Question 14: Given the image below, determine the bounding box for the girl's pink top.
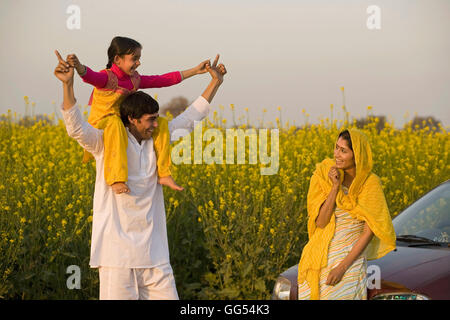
[81,63,182,91]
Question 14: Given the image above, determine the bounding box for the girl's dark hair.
[338,130,353,152]
[120,91,159,125]
[106,36,142,69]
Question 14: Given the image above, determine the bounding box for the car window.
[393,182,450,243]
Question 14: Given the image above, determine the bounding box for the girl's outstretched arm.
[67,54,108,88]
[139,71,183,89]
[180,59,210,80]
[80,67,108,88]
[139,59,210,89]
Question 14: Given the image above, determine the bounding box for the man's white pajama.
[98,263,178,300]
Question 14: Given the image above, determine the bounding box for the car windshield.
[393,181,450,244]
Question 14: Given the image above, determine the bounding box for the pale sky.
[1,0,449,127]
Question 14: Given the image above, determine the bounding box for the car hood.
[281,245,450,300]
[368,245,450,299]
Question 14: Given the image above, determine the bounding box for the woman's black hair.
[120,91,159,125]
[338,130,353,152]
[106,36,142,69]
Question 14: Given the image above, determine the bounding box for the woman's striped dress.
[298,186,368,300]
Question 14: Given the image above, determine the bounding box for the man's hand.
[206,54,227,84]
[201,54,227,103]
[54,50,76,110]
[67,53,86,76]
[54,50,74,83]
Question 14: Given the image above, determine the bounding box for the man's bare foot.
[158,176,184,191]
[111,182,130,194]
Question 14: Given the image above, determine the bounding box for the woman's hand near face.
[328,166,340,187]
[315,166,341,229]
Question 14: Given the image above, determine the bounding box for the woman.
[297,129,396,300]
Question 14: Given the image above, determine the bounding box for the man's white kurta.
[61,96,209,268]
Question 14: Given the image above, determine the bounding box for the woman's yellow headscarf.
[297,129,396,300]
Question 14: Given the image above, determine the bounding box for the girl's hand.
[182,54,226,82]
[54,50,74,83]
[326,264,347,286]
[194,59,211,74]
[328,166,341,187]
[67,54,86,76]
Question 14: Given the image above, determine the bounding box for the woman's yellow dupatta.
[297,129,396,300]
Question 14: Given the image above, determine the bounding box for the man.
[54,52,227,300]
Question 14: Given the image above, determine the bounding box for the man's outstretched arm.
[201,54,226,103]
[54,50,77,111]
[54,50,103,156]
[168,54,227,141]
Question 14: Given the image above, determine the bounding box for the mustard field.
[0,103,448,299]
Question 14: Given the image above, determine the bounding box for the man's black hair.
[120,91,159,125]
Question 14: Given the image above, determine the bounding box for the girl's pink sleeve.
[81,66,108,88]
[139,71,182,89]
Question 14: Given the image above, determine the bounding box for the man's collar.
[125,126,139,145]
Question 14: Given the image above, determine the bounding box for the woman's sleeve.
[139,71,182,89]
[81,66,108,88]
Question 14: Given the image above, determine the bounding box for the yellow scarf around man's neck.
[297,129,396,300]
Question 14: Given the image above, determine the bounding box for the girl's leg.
[152,117,183,191]
[99,115,129,192]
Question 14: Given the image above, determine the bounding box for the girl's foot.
[111,182,130,194]
[158,176,184,191]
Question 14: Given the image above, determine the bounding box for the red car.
[272,180,450,300]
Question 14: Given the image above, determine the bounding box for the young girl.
[65,36,210,194]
